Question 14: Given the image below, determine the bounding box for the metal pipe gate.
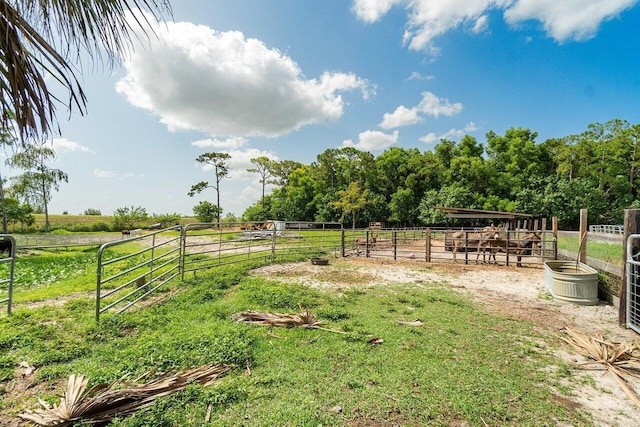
[626,234,640,334]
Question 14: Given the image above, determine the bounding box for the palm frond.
[19,364,230,426]
[233,310,348,334]
[562,327,640,407]
[0,0,171,141]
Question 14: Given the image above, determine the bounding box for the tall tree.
[0,0,171,141]
[188,152,231,224]
[7,145,68,232]
[331,181,369,229]
[247,156,274,208]
[269,160,303,188]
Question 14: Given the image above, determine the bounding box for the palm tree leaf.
[562,327,640,407]
[0,0,171,140]
[19,364,231,426]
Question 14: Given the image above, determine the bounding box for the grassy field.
[0,252,593,426]
[557,235,623,265]
[31,214,199,231]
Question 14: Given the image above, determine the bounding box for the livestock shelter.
[436,207,535,230]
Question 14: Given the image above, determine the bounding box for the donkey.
[354,237,377,256]
[486,232,541,267]
[451,225,500,263]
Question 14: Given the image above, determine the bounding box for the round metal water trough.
[544,261,599,305]
[310,257,329,266]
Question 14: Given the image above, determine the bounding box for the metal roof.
[435,207,533,220]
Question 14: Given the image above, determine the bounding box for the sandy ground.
[252,257,640,427]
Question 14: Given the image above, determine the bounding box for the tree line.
[229,119,639,230]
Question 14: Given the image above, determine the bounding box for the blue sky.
[27,0,640,217]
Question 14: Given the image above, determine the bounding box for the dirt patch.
[252,257,640,427]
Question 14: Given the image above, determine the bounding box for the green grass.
[557,235,623,265]
[0,259,593,426]
[0,247,98,303]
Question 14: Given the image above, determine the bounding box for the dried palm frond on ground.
[19,364,231,426]
[396,319,425,327]
[233,310,346,334]
[561,327,640,407]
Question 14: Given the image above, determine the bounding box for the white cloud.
[191,137,248,149]
[406,71,435,81]
[352,0,637,52]
[125,173,145,178]
[419,121,478,144]
[117,14,372,138]
[94,169,117,178]
[342,130,399,151]
[379,106,423,129]
[417,91,463,118]
[94,169,144,179]
[471,15,490,34]
[379,91,463,130]
[504,0,638,42]
[51,138,95,154]
[352,0,402,23]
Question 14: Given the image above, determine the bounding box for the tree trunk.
[42,177,50,232]
[0,170,7,234]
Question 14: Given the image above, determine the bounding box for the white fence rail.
[589,225,624,234]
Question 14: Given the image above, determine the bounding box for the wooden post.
[620,209,640,326]
[340,229,345,258]
[425,228,431,262]
[579,209,588,263]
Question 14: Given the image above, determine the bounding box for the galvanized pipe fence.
[96,222,342,321]
[0,235,16,316]
[96,226,182,321]
[2,223,555,321]
[626,234,640,334]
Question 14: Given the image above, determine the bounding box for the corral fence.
[180,221,342,278]
[7,222,555,321]
[590,224,624,235]
[95,226,182,321]
[0,235,16,315]
[627,234,640,334]
[16,233,125,249]
[342,227,556,266]
[95,221,342,321]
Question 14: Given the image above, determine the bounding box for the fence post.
[464,232,469,265]
[271,226,277,262]
[393,231,397,260]
[506,231,510,266]
[552,217,558,260]
[425,228,431,262]
[341,229,345,258]
[621,209,640,326]
[366,230,370,258]
[579,209,588,263]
